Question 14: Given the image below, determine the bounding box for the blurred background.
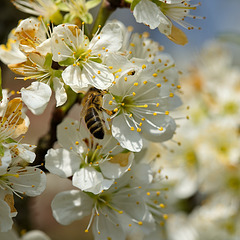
[1,0,240,239]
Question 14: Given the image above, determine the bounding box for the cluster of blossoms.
[146,41,240,240]
[0,89,46,232]
[0,0,203,239]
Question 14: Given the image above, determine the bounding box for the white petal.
[82,61,114,90]
[72,167,114,194]
[100,152,134,179]
[62,65,89,92]
[141,115,176,142]
[0,149,11,175]
[112,114,143,152]
[51,190,93,225]
[52,77,67,107]
[45,148,80,178]
[21,230,51,240]
[92,210,125,240]
[21,82,52,115]
[90,22,123,53]
[0,199,14,232]
[133,0,165,30]
[8,167,46,196]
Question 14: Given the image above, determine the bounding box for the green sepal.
[130,0,141,11]
[0,145,4,157]
[5,138,17,144]
[59,58,75,66]
[44,53,53,69]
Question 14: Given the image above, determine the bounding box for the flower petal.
[52,77,67,107]
[51,190,93,225]
[21,82,52,115]
[45,148,81,178]
[100,152,134,179]
[112,114,143,152]
[72,167,114,194]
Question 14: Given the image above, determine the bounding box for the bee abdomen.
[85,107,104,139]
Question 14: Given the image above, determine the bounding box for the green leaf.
[131,0,141,11]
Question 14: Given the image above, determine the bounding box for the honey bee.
[80,87,111,139]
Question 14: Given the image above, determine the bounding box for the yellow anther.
[156,83,161,88]
[115,75,119,79]
[138,221,143,225]
[153,73,158,77]
[143,81,147,84]
[129,114,133,117]
[112,97,115,100]
[109,66,113,69]
[144,104,148,108]
[109,101,113,105]
[165,111,169,115]
[118,68,122,72]
[142,64,146,69]
[85,229,89,233]
[70,147,73,150]
[159,127,163,131]
[137,128,141,132]
[177,85,181,89]
[132,92,136,96]
[169,93,174,97]
[129,224,132,227]
[134,82,138,86]
[75,141,79,145]
[113,108,118,112]
[92,75,96,79]
[102,47,105,50]
[121,103,125,106]
[156,103,160,107]
[141,118,145,121]
[129,51,132,54]
[130,127,135,131]
[77,62,80,66]
[156,191,160,196]
[97,71,101,74]
[98,53,101,57]
[112,81,116,84]
[159,204,165,208]
[147,192,150,196]
[124,77,128,81]
[153,112,157,116]
[119,211,123,214]
[73,64,76,66]
[163,214,168,220]
[186,115,190,120]
[139,122,142,126]
[58,52,61,55]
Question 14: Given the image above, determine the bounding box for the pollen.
[102,47,105,50]
[130,127,135,131]
[142,64,146,69]
[138,221,143,225]
[113,108,118,112]
[109,66,113,69]
[92,75,96,79]
[159,127,163,131]
[132,92,136,96]
[165,111,169,115]
[177,85,181,89]
[169,93,174,97]
[109,101,113,105]
[130,43,135,47]
[141,118,145,121]
[129,224,132,227]
[129,51,132,54]
[134,82,138,86]
[163,214,168,220]
[97,71,101,74]
[153,73,158,77]
[129,114,133,117]
[159,204,165,208]
[143,81,147,84]
[124,77,128,81]
[156,83,161,88]
[137,128,141,132]
[153,112,157,116]
[75,141,79,145]
[156,103,160,107]
[147,192,150,196]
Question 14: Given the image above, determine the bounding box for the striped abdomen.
[84,106,104,139]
